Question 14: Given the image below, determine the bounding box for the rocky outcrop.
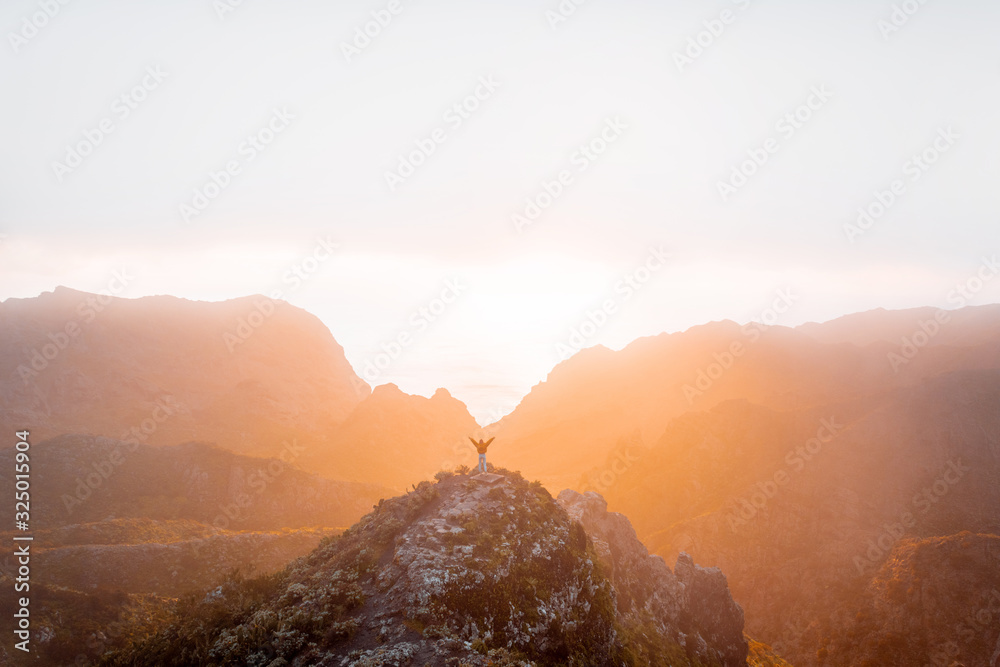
[105,470,749,666]
[674,553,748,667]
[558,489,748,666]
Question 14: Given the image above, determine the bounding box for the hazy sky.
[2,0,999,422]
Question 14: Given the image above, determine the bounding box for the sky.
[2,0,999,423]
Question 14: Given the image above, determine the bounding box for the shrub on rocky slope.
[102,469,749,666]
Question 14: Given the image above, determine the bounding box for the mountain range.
[2,288,999,665]
[490,303,1000,666]
[0,287,476,491]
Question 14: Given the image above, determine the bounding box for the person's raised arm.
[484,437,495,447]
[469,437,478,446]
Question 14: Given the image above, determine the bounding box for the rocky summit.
[103,469,748,666]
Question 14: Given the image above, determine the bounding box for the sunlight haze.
[2,0,998,422]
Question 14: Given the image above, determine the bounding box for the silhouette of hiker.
[469,437,495,474]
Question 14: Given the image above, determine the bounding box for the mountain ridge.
[0,288,480,490]
[101,469,750,666]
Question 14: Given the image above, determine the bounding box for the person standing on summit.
[469,437,495,474]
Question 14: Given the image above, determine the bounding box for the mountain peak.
[371,382,404,396]
[111,469,748,666]
[0,287,369,455]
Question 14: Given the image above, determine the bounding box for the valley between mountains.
[2,288,998,666]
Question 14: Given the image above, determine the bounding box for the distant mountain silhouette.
[796,304,1000,348]
[491,305,1000,666]
[301,383,480,490]
[0,288,480,490]
[0,287,367,456]
[494,304,1000,490]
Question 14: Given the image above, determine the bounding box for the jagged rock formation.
[558,489,747,665]
[102,470,749,666]
[558,490,748,666]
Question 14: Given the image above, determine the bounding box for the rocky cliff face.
[600,369,1000,666]
[103,470,748,666]
[558,490,748,666]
